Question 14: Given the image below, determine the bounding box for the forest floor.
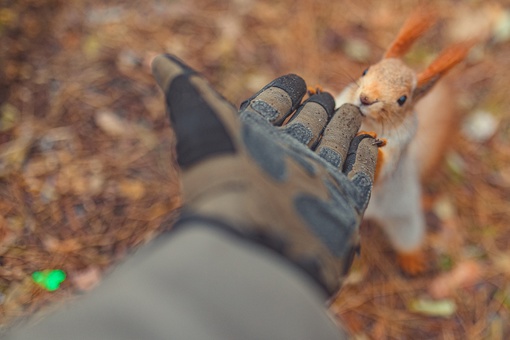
[1,0,510,338]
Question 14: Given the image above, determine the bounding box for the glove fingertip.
[151,54,196,92]
[306,92,336,118]
[268,74,307,109]
[240,74,308,125]
[241,74,307,109]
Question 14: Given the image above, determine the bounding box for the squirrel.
[335,10,473,275]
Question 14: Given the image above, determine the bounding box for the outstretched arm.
[5,55,379,340]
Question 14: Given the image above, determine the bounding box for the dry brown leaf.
[2,1,509,338]
[72,267,102,291]
[43,237,83,253]
[408,298,457,317]
[95,110,130,137]
[428,261,484,299]
[118,179,146,200]
[0,123,34,178]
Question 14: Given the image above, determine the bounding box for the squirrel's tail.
[411,80,460,181]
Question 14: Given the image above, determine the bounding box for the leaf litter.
[1,0,510,338]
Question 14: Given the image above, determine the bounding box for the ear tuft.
[384,9,437,59]
[416,41,474,88]
[413,41,475,101]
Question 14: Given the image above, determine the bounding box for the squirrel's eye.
[397,95,407,106]
[362,68,369,76]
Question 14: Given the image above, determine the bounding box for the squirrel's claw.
[373,138,387,147]
[356,131,387,148]
[307,85,323,96]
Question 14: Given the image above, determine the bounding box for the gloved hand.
[152,54,379,296]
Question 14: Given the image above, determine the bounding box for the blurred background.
[1,0,510,338]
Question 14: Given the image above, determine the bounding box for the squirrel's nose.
[359,93,375,106]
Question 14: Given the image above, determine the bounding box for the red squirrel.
[335,10,473,275]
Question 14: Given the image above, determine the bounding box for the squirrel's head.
[352,9,473,132]
[354,58,416,129]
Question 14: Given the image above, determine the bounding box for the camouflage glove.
[152,54,378,296]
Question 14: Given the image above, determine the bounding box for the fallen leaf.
[428,260,483,299]
[82,34,101,59]
[43,237,82,253]
[343,38,372,62]
[95,110,130,137]
[486,313,504,340]
[461,110,499,143]
[0,103,20,132]
[118,179,146,200]
[0,123,34,178]
[493,253,510,275]
[408,298,457,317]
[72,267,102,291]
[493,8,510,43]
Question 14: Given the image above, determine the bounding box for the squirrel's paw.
[356,131,387,146]
[307,85,323,96]
[396,249,428,276]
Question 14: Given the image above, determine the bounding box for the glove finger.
[240,74,307,126]
[315,104,362,169]
[281,92,335,148]
[342,134,379,212]
[151,54,238,169]
[343,134,378,181]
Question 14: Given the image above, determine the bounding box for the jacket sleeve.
[3,225,348,340]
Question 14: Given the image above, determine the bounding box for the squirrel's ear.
[413,42,473,101]
[384,9,436,59]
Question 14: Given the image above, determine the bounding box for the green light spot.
[32,269,66,291]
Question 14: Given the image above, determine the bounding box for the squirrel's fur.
[336,10,472,274]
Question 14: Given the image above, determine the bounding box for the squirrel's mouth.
[354,98,370,118]
[358,105,369,117]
